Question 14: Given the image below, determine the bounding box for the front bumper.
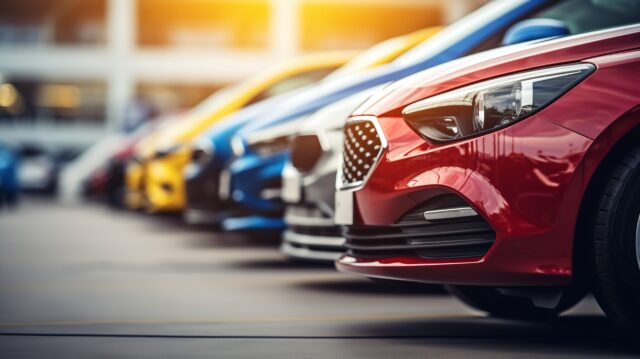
[281,231,346,262]
[222,215,285,231]
[336,112,595,286]
[281,167,345,262]
[183,159,230,225]
[221,151,288,231]
[281,129,346,262]
[281,205,345,262]
[145,155,189,213]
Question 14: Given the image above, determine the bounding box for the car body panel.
[125,160,145,209]
[136,52,356,212]
[222,0,559,231]
[147,51,358,155]
[183,95,293,221]
[236,0,547,136]
[335,26,640,286]
[354,25,640,118]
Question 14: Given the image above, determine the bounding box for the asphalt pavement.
[0,198,638,358]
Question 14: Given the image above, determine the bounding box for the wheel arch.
[572,105,640,280]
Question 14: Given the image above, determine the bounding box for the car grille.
[291,134,323,173]
[340,118,382,188]
[345,194,496,259]
[185,166,220,210]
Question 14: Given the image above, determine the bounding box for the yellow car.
[126,51,356,211]
[125,160,144,209]
[133,26,440,212]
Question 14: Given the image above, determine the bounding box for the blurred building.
[0,0,483,151]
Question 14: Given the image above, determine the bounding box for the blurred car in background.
[221,0,575,234]
[183,27,441,225]
[85,139,141,206]
[60,134,128,203]
[80,113,182,207]
[15,144,78,194]
[59,113,180,204]
[0,143,19,207]
[334,23,640,328]
[128,51,356,213]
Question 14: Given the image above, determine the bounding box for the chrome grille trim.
[338,115,386,190]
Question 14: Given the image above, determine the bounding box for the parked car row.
[80,0,640,331]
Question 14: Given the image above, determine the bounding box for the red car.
[86,141,136,206]
[335,24,640,329]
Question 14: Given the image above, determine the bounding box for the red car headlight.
[402,63,595,143]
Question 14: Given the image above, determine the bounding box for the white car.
[280,86,384,262]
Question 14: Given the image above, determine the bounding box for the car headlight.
[402,63,595,143]
[247,135,291,157]
[190,138,215,166]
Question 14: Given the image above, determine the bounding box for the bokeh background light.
[0,0,484,152]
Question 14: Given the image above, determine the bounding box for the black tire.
[446,284,586,320]
[589,145,640,331]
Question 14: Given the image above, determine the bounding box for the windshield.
[535,0,640,34]
[393,0,529,67]
[395,0,640,68]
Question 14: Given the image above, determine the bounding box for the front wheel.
[446,285,586,320]
[589,145,640,331]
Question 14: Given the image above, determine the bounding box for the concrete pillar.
[106,0,136,132]
[270,0,298,59]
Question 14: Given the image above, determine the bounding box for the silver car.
[281,87,384,262]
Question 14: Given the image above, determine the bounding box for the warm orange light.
[300,1,442,51]
[137,0,270,48]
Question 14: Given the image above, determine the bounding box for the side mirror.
[502,18,570,46]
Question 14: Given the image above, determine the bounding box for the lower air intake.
[345,194,496,259]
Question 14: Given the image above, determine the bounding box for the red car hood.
[354,24,640,117]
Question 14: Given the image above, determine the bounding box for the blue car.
[0,143,19,207]
[219,0,584,232]
[183,93,299,225]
